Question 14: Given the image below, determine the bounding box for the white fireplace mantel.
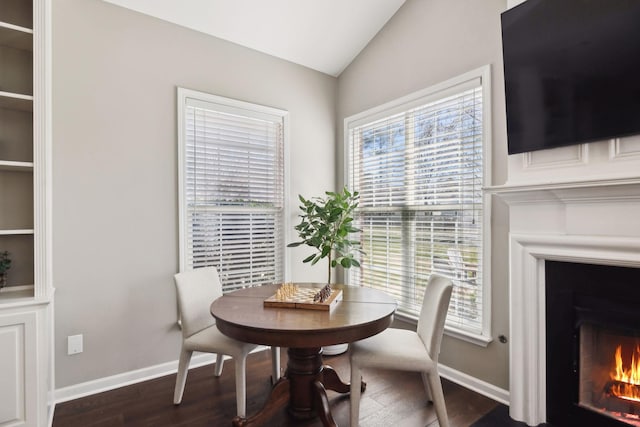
[488,176,640,205]
[489,176,640,425]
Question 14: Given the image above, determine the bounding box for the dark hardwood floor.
[53,349,499,427]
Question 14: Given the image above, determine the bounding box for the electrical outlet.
[68,334,83,355]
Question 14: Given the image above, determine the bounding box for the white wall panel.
[0,311,36,427]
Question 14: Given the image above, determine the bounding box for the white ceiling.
[103,0,406,77]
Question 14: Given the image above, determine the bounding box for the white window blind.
[178,89,287,293]
[346,67,490,339]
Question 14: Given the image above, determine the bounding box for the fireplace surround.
[505,230,640,426]
[493,171,640,426]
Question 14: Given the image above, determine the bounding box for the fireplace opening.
[578,321,640,425]
[546,261,640,427]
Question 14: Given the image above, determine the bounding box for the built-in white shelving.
[0,2,36,295]
[0,1,52,424]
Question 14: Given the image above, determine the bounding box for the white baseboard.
[55,346,272,404]
[438,363,510,406]
[54,348,270,404]
[54,347,509,410]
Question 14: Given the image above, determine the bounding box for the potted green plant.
[0,251,11,289]
[288,186,364,285]
[288,187,364,355]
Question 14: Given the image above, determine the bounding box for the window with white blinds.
[177,88,288,293]
[345,66,491,341]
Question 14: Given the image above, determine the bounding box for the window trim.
[177,87,291,280]
[343,65,493,346]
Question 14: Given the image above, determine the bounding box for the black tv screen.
[501,0,640,155]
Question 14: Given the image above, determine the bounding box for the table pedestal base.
[232,347,364,427]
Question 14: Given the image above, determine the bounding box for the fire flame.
[610,344,640,403]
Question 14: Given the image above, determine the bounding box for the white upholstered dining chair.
[173,267,280,417]
[349,274,453,427]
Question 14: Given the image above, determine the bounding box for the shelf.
[0,285,36,307]
[0,21,32,51]
[0,90,33,111]
[0,229,34,236]
[0,160,33,171]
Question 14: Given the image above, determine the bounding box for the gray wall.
[53,0,337,387]
[337,0,511,389]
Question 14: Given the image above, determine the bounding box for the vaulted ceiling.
[103,0,406,76]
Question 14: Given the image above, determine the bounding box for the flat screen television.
[501,0,640,155]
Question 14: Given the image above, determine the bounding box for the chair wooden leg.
[235,354,248,418]
[270,346,281,383]
[350,363,362,427]
[173,348,193,404]
[214,353,224,377]
[426,371,449,427]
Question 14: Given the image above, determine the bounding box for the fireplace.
[546,261,640,426]
[493,175,640,426]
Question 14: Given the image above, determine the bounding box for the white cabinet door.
[0,311,37,427]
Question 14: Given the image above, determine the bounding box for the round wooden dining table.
[210,283,397,427]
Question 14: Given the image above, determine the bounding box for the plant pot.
[322,343,348,356]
